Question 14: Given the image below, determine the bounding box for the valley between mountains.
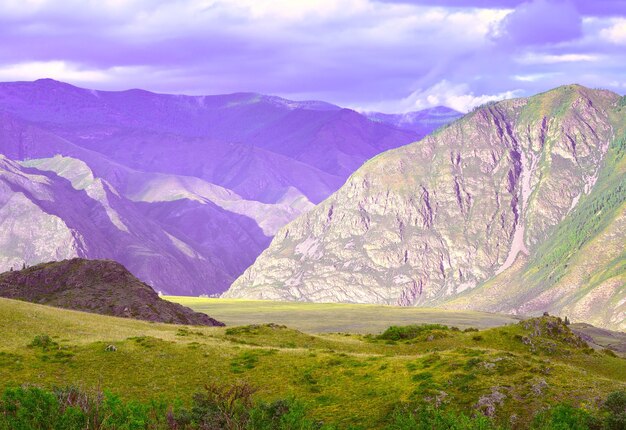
[0,80,624,430]
[0,78,459,296]
[0,80,624,331]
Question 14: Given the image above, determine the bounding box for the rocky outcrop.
[225,85,624,328]
[0,258,223,326]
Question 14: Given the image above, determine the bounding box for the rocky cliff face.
[225,85,625,329]
[0,258,223,326]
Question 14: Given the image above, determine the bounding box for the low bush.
[530,404,599,430]
[28,334,59,351]
[386,405,502,430]
[377,324,452,341]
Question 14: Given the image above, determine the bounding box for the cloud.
[0,61,110,83]
[513,72,562,82]
[379,0,626,16]
[600,18,626,44]
[357,80,522,113]
[0,0,622,111]
[490,0,582,46]
[516,53,600,64]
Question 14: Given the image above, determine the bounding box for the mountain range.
[0,79,461,295]
[225,85,626,330]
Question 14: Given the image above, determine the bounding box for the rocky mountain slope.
[0,79,458,294]
[0,154,270,295]
[0,258,223,325]
[225,85,626,330]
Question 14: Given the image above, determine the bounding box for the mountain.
[364,106,462,134]
[0,154,272,295]
[0,258,223,325]
[225,85,626,330]
[0,79,460,294]
[0,79,427,204]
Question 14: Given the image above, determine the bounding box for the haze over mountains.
[226,85,626,330]
[0,79,460,295]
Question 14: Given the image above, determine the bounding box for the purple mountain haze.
[0,79,461,294]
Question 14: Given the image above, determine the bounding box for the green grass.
[165,297,520,334]
[1,297,625,429]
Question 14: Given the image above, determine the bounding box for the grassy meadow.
[0,296,625,428]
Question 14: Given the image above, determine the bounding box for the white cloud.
[0,61,147,86]
[219,0,372,22]
[600,18,626,45]
[513,72,562,82]
[356,80,522,113]
[517,53,600,64]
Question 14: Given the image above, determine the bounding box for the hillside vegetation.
[0,297,624,429]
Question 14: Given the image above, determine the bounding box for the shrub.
[386,404,501,429]
[602,349,617,357]
[249,399,331,430]
[28,334,58,351]
[604,391,626,430]
[377,324,451,341]
[190,381,256,429]
[0,386,61,429]
[0,383,330,430]
[530,404,599,430]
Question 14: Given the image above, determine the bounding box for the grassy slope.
[1,297,624,429]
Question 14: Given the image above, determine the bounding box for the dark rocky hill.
[0,258,224,326]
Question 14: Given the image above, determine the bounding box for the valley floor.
[165,296,521,333]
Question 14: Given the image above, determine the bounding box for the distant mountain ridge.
[0,79,451,203]
[0,79,460,294]
[364,106,462,134]
[225,85,626,330]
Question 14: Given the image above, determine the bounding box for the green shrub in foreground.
[530,404,600,430]
[0,384,331,430]
[386,405,502,430]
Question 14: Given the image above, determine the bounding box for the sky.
[0,0,624,112]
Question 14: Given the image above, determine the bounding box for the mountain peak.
[33,78,76,88]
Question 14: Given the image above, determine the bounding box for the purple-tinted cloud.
[380,0,626,16]
[491,0,582,46]
[0,0,623,112]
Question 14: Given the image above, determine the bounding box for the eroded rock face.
[225,86,621,313]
